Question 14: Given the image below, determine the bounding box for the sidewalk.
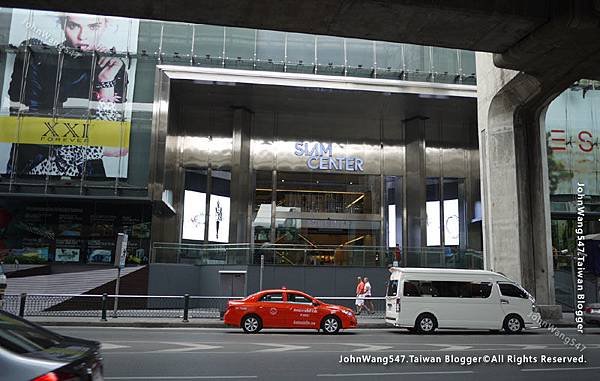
[26,314,577,329]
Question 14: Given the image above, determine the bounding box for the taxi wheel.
[321,315,341,334]
[242,314,262,334]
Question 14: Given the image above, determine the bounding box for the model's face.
[64,15,107,51]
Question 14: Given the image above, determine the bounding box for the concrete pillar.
[477,53,560,317]
[230,107,252,243]
[403,117,426,265]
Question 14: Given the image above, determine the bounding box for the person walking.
[363,277,375,314]
[355,276,365,314]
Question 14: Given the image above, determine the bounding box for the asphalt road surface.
[50,326,600,381]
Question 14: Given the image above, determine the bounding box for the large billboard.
[546,89,600,196]
[0,9,139,178]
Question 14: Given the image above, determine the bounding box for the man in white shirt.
[363,277,374,314]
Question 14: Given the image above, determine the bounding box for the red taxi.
[223,289,357,334]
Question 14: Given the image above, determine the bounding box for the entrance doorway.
[219,271,246,296]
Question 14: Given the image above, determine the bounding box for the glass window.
[498,283,528,299]
[0,312,62,354]
[473,282,492,298]
[273,171,382,265]
[403,281,420,297]
[432,281,470,298]
[404,280,484,298]
[375,41,403,79]
[460,51,476,84]
[252,170,274,247]
[404,44,429,81]
[385,176,403,248]
[161,22,193,62]
[387,280,398,296]
[431,47,459,83]
[426,178,441,247]
[287,293,312,304]
[193,24,224,66]
[345,38,374,78]
[285,33,315,73]
[443,178,462,247]
[224,27,255,69]
[137,20,163,56]
[260,292,284,302]
[255,30,285,71]
[316,35,344,75]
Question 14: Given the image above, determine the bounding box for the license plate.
[592,309,600,314]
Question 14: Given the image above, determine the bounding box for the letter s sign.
[578,131,593,152]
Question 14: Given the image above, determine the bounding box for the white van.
[385,267,540,333]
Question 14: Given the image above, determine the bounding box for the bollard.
[101,293,108,321]
[182,294,190,322]
[18,293,27,318]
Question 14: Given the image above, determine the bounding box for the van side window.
[498,283,528,299]
[403,281,492,298]
[387,280,398,296]
[403,281,421,296]
[474,282,492,298]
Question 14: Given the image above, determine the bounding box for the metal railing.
[152,242,483,269]
[1,293,387,321]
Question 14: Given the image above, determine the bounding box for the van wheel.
[242,314,262,333]
[503,314,524,334]
[321,315,341,334]
[415,313,437,334]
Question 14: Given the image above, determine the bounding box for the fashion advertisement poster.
[0,9,139,178]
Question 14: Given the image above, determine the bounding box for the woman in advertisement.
[4,12,134,177]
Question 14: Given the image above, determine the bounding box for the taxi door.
[284,292,320,329]
[256,292,286,328]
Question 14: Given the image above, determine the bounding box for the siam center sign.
[294,142,364,172]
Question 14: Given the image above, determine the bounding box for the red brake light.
[33,373,59,381]
[33,371,78,381]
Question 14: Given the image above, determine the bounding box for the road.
[50,326,600,381]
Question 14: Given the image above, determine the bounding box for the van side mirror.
[312,301,320,306]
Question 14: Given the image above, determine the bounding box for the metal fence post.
[18,293,27,318]
[259,255,264,291]
[182,294,190,322]
[101,293,108,321]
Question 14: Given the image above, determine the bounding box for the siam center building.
[0,6,597,309]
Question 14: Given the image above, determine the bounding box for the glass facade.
[0,6,475,196]
[545,79,600,310]
[165,80,481,268]
[0,6,478,268]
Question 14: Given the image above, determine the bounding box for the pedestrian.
[363,277,375,314]
[355,276,365,314]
